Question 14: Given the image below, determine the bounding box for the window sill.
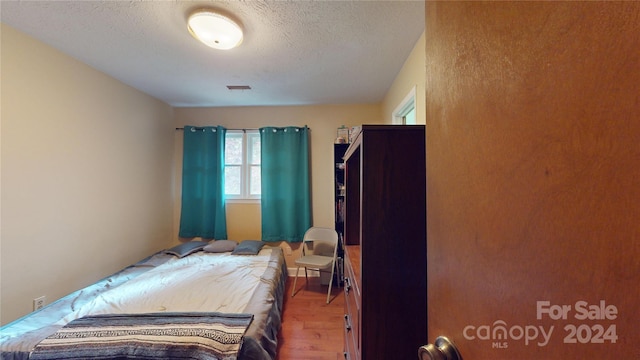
[225,198,261,204]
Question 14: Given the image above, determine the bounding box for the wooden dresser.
[342,125,427,360]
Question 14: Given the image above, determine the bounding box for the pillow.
[203,240,237,253]
[164,241,208,258]
[231,240,265,255]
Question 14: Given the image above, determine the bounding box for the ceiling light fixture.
[187,10,243,50]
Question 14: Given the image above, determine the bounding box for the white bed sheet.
[59,249,273,323]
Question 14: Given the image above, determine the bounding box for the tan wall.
[425,2,640,357]
[226,202,262,241]
[382,31,426,124]
[173,105,383,267]
[0,24,175,325]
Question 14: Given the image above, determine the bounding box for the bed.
[0,240,287,360]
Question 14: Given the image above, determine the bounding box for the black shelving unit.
[334,143,349,285]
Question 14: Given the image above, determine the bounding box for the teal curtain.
[179,126,227,239]
[260,126,311,242]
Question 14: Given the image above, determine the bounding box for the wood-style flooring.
[276,276,345,360]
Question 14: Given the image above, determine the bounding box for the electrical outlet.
[33,296,46,311]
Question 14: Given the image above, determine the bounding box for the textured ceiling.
[1,0,425,107]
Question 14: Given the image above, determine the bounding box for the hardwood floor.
[276,276,345,360]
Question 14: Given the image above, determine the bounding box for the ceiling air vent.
[227,85,252,90]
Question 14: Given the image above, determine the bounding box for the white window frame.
[392,86,417,125]
[225,130,261,203]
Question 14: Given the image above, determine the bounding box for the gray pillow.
[164,241,208,258]
[203,240,237,253]
[231,240,265,255]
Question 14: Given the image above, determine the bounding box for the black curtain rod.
[175,127,257,131]
[175,127,310,131]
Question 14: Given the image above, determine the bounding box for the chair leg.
[326,263,336,304]
[291,266,300,297]
[304,268,309,288]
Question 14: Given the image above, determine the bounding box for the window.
[393,86,417,125]
[225,130,260,200]
[401,106,416,125]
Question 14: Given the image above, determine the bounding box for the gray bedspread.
[0,247,286,360]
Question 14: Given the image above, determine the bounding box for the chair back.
[302,227,338,258]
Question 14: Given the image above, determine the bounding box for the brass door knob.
[418,336,462,360]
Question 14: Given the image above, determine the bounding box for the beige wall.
[173,105,382,266]
[1,24,175,325]
[382,32,426,124]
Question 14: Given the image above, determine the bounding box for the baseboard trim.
[287,267,322,277]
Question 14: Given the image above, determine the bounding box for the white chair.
[291,227,339,304]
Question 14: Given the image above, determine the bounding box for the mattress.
[0,246,287,360]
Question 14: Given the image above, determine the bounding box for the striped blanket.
[29,312,254,360]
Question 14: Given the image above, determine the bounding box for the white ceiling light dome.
[187,10,243,50]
